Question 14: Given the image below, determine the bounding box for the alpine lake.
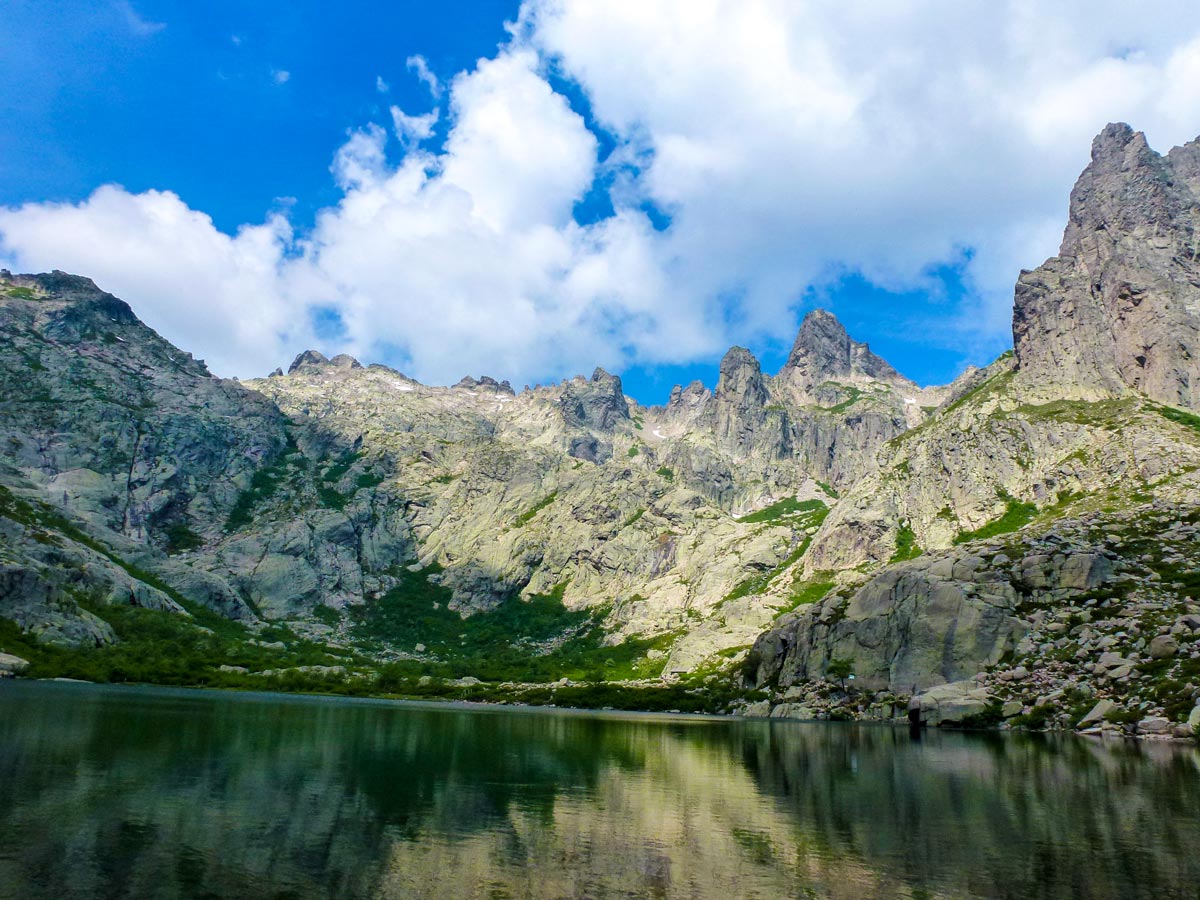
[2,680,1198,900]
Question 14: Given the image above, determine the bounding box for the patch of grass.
[736,497,826,525]
[1149,403,1200,434]
[815,480,839,499]
[623,508,645,528]
[1009,398,1132,429]
[430,473,457,484]
[953,493,1038,545]
[627,444,640,457]
[774,576,835,616]
[821,386,863,414]
[655,466,674,481]
[4,285,38,300]
[889,521,923,562]
[514,491,558,527]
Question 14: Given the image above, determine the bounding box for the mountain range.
[2,123,1199,736]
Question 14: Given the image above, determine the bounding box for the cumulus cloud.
[0,186,303,376]
[271,69,290,85]
[4,1,1200,390]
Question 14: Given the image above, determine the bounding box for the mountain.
[1,123,1198,736]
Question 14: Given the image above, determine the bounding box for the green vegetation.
[723,502,830,604]
[826,656,854,691]
[627,444,640,457]
[815,480,838,499]
[953,493,1038,544]
[162,521,203,554]
[0,484,225,625]
[1149,402,1200,434]
[3,285,37,300]
[310,604,342,627]
[1012,704,1056,730]
[1008,398,1133,429]
[774,576,835,616]
[623,508,645,528]
[821,386,863,414]
[950,701,1006,730]
[514,491,558,527]
[889,521,923,562]
[0,599,352,691]
[226,436,304,530]
[736,497,825,525]
[655,466,674,481]
[351,568,673,682]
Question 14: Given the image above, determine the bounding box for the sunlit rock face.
[1014,124,1200,409]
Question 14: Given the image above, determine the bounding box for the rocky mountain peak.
[1014,122,1200,409]
[287,350,362,375]
[782,308,909,392]
[454,375,515,394]
[288,350,330,374]
[558,367,630,433]
[715,346,768,408]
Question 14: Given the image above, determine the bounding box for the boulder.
[916,680,993,726]
[1077,699,1115,727]
[0,652,30,675]
[1149,635,1179,659]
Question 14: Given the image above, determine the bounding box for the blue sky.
[3,1,1199,404]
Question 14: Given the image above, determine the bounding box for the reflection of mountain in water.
[1,682,1198,900]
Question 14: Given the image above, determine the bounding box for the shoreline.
[8,674,1198,744]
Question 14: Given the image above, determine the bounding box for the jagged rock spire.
[1013,122,1200,409]
[781,309,911,393]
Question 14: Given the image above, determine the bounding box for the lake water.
[1,682,1198,900]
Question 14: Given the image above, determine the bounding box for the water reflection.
[0,682,1197,899]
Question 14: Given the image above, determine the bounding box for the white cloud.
[376,75,389,93]
[5,1,1200,390]
[390,105,438,145]
[272,69,291,85]
[406,55,441,97]
[117,1,165,37]
[0,186,303,376]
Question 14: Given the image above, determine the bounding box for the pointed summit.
[715,346,768,407]
[782,309,911,393]
[1013,123,1200,409]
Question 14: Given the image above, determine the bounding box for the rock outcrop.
[778,308,916,402]
[1014,123,1200,409]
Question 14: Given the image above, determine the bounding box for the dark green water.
[1,682,1198,900]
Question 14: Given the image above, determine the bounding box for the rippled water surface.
[2,681,1199,899]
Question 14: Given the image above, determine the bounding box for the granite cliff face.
[2,124,1200,734]
[1014,123,1200,408]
